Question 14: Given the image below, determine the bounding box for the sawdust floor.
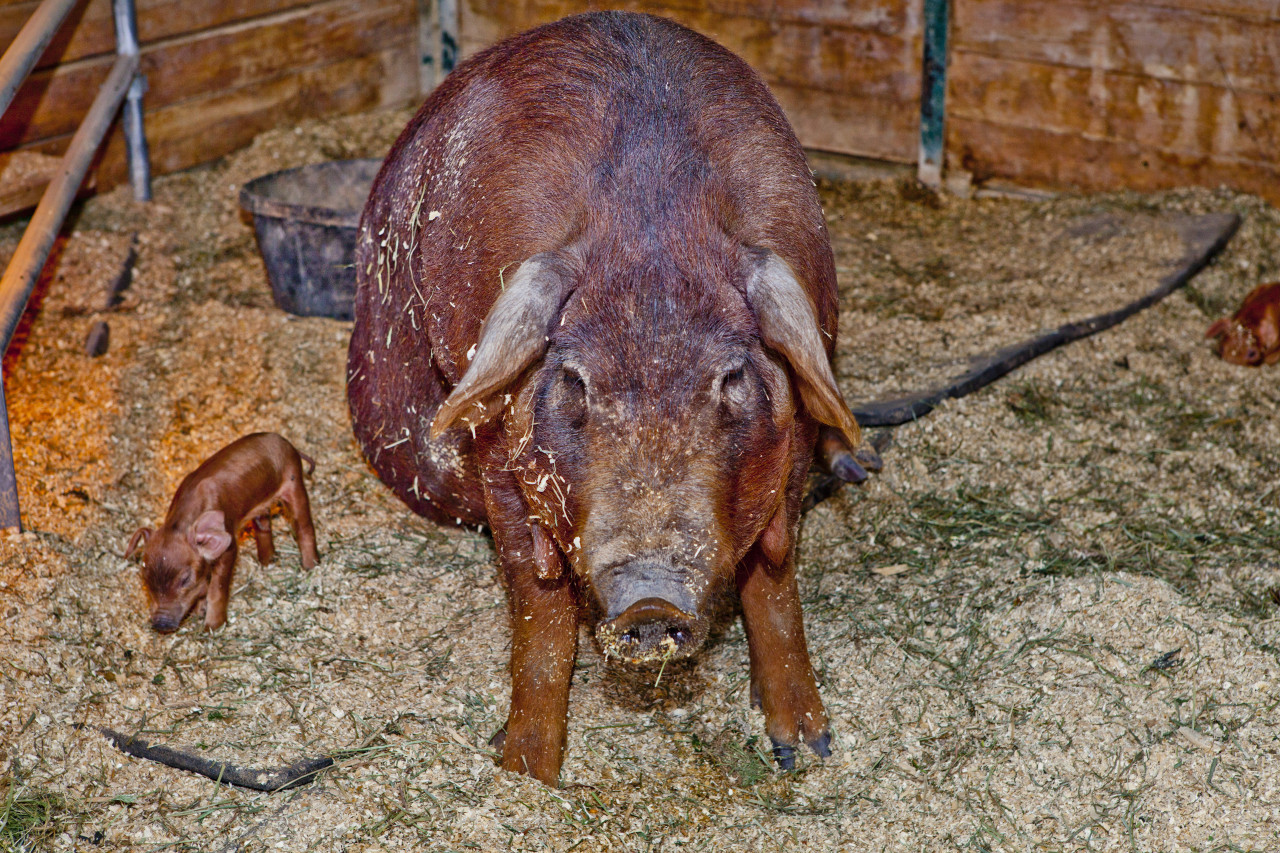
[0,106,1278,852]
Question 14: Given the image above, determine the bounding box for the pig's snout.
[593,557,711,664]
[598,597,703,664]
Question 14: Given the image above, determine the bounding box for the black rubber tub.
[239,159,381,320]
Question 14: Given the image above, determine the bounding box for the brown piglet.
[126,432,319,633]
[1206,282,1280,366]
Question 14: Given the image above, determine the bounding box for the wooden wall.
[948,1,1280,204]
[0,0,420,195]
[4,1,1276,208]
[459,0,924,163]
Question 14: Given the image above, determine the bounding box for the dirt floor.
[0,105,1277,852]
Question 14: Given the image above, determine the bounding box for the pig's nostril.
[599,597,703,663]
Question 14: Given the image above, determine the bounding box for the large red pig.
[347,11,862,786]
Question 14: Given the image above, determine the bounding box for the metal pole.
[113,0,151,201]
[918,0,950,188]
[0,381,18,531]
[0,53,138,530]
[0,0,80,119]
[438,0,458,75]
[0,53,139,350]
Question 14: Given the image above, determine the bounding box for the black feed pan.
[239,159,382,320]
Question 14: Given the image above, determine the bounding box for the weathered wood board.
[948,0,1280,205]
[0,0,419,196]
[458,0,924,163]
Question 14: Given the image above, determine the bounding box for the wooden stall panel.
[949,0,1280,204]
[0,0,418,194]
[0,0,319,71]
[459,0,923,162]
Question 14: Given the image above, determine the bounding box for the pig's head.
[127,510,232,632]
[1207,317,1266,366]
[430,243,859,664]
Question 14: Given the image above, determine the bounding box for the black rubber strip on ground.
[848,212,1241,427]
[802,211,1240,514]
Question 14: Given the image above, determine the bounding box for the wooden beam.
[0,0,415,148]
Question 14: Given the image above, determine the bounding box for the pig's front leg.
[203,547,239,631]
[736,544,831,769]
[498,555,578,785]
[251,516,275,565]
[485,470,578,786]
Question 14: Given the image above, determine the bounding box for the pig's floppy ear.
[745,249,861,449]
[431,251,575,438]
[1206,318,1230,340]
[190,510,232,561]
[125,527,151,559]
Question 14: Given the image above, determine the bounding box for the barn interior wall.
[948,0,1280,205]
[1,0,1276,206]
[458,0,925,163]
[0,0,421,193]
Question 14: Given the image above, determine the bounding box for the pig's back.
[358,12,834,380]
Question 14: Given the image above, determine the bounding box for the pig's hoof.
[770,730,832,770]
[770,738,797,770]
[854,445,884,473]
[489,724,507,760]
[830,452,868,484]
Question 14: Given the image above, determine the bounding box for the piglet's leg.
[736,545,831,769]
[281,476,318,570]
[252,516,275,566]
[203,547,239,631]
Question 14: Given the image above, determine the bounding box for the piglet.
[125,432,319,633]
[1206,282,1280,366]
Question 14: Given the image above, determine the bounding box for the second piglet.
[126,432,318,633]
[1206,282,1280,366]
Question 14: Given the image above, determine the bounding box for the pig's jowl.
[347,11,862,786]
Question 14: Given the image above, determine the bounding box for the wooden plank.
[0,150,70,217]
[0,0,414,149]
[0,0,320,72]
[460,0,920,95]
[30,47,417,189]
[953,0,1280,93]
[949,52,1278,165]
[458,0,920,160]
[773,83,917,162]
[946,114,1280,206]
[708,0,912,32]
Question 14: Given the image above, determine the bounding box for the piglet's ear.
[431,251,576,439]
[745,249,861,450]
[1257,316,1279,352]
[125,527,151,560]
[1206,318,1230,340]
[190,510,232,561]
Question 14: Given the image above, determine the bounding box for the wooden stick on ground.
[85,725,333,792]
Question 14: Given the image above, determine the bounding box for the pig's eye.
[178,572,194,589]
[559,364,588,420]
[717,360,751,408]
[562,365,587,397]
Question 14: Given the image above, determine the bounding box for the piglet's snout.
[150,610,182,634]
